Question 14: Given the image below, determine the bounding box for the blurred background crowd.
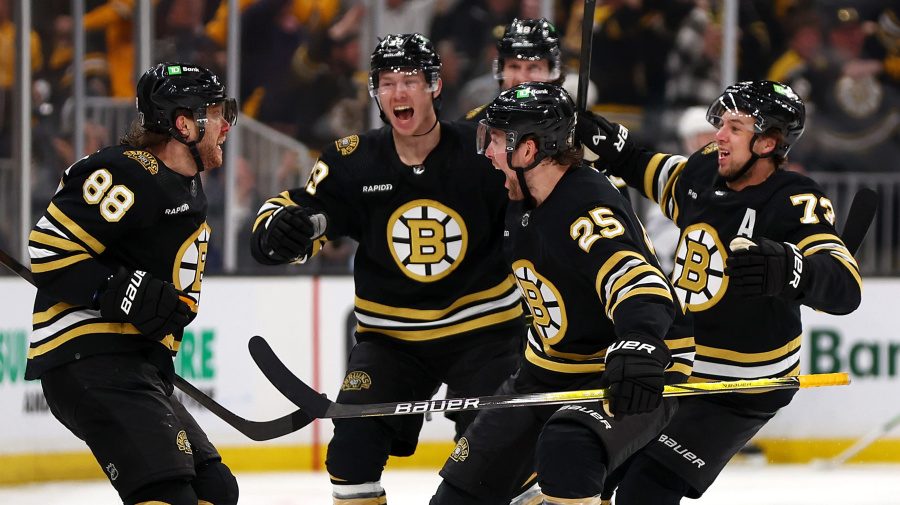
[1,0,898,276]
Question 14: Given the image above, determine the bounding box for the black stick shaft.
[577,0,597,112]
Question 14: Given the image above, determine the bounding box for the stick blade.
[841,187,878,255]
[248,335,333,418]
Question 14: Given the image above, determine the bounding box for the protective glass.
[221,98,238,125]
[706,95,761,133]
[492,58,561,82]
[476,120,518,155]
[368,68,440,98]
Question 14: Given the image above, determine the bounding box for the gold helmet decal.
[672,223,729,311]
[387,200,468,282]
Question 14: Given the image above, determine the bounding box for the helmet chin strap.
[725,134,774,183]
[170,123,207,173]
[508,151,545,209]
[413,116,439,137]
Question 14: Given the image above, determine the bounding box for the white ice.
[1,464,899,504]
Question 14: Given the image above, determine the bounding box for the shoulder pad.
[465,104,488,120]
[700,141,718,156]
[334,135,361,156]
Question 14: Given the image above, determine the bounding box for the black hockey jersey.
[610,142,861,407]
[26,145,209,380]
[504,164,695,390]
[251,121,524,354]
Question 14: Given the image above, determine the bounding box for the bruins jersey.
[504,164,694,390]
[26,145,209,380]
[251,121,524,353]
[610,142,862,407]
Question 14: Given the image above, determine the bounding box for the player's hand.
[260,206,324,262]
[601,335,670,417]
[725,236,808,300]
[576,109,634,165]
[99,268,193,340]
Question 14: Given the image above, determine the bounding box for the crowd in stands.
[1,0,899,274]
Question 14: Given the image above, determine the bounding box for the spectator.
[790,6,900,173]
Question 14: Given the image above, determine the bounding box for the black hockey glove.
[99,267,193,340]
[601,335,670,417]
[725,236,809,300]
[259,206,324,262]
[576,109,634,165]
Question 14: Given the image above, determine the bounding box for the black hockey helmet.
[494,18,562,82]
[368,33,442,96]
[136,62,237,136]
[478,81,576,165]
[706,80,805,157]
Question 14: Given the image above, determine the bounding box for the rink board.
[1,276,898,483]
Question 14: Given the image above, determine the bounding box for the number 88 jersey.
[26,144,210,379]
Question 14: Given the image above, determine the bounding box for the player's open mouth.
[718,147,730,162]
[394,106,414,121]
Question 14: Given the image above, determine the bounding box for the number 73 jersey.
[610,143,861,394]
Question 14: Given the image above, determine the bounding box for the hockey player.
[577,80,863,502]
[430,82,695,505]
[26,62,239,505]
[464,17,564,123]
[249,33,526,505]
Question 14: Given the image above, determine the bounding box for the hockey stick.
[841,187,878,255]
[0,247,312,441]
[576,0,597,113]
[249,335,849,420]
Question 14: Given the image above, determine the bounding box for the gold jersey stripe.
[356,305,522,341]
[28,322,141,358]
[525,345,606,374]
[47,203,105,254]
[643,153,669,202]
[33,302,80,325]
[695,334,801,363]
[659,160,687,219]
[355,275,518,321]
[29,230,90,254]
[30,252,93,273]
[608,286,673,323]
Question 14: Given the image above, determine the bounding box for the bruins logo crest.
[336,135,360,156]
[176,430,193,454]
[123,150,159,174]
[341,371,372,391]
[387,200,468,282]
[512,260,567,345]
[173,222,210,304]
[450,437,470,462]
[672,223,729,311]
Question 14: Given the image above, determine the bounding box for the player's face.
[376,70,441,137]
[714,111,758,178]
[501,58,552,90]
[484,129,525,200]
[196,102,232,171]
